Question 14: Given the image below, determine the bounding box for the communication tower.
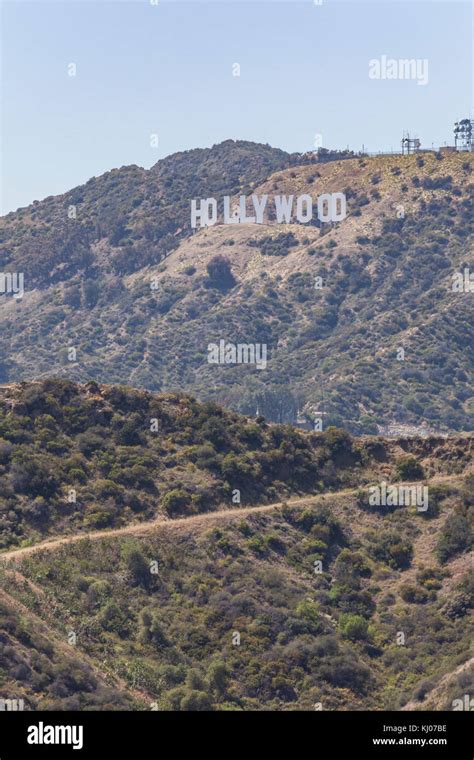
[454,119,473,151]
[401,132,421,154]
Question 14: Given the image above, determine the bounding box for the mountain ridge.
[0,143,472,433]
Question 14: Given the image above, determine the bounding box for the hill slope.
[1,469,472,712]
[0,379,471,551]
[0,381,472,711]
[0,144,472,433]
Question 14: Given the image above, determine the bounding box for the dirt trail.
[0,472,466,564]
[0,472,470,710]
[0,488,354,708]
[0,491,356,563]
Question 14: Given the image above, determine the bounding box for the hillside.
[0,143,472,433]
[0,379,472,551]
[0,381,472,711]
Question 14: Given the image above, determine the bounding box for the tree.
[138,609,168,647]
[63,284,82,308]
[370,530,413,570]
[82,279,101,308]
[396,456,425,481]
[339,613,369,641]
[124,547,150,587]
[99,601,129,636]
[334,549,371,587]
[116,416,145,446]
[162,489,193,517]
[207,661,230,696]
[206,255,236,291]
[179,690,212,711]
[437,514,471,563]
[11,455,60,499]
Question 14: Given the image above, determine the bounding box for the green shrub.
[99,601,129,636]
[162,489,194,517]
[370,530,413,570]
[206,255,235,290]
[138,609,169,648]
[339,613,369,641]
[395,456,425,481]
[437,514,472,563]
[399,584,431,604]
[252,231,299,257]
[179,690,212,711]
[124,547,151,587]
[207,661,230,695]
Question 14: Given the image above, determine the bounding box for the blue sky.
[1,0,472,213]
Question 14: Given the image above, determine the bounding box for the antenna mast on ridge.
[401,131,421,155]
[454,119,473,151]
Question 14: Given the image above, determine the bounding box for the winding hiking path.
[0,471,467,564]
[0,471,470,710]
[0,489,356,563]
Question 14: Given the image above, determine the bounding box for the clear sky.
[1,0,472,214]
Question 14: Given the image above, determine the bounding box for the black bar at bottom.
[0,710,471,758]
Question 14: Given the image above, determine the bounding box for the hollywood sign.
[191,193,346,229]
